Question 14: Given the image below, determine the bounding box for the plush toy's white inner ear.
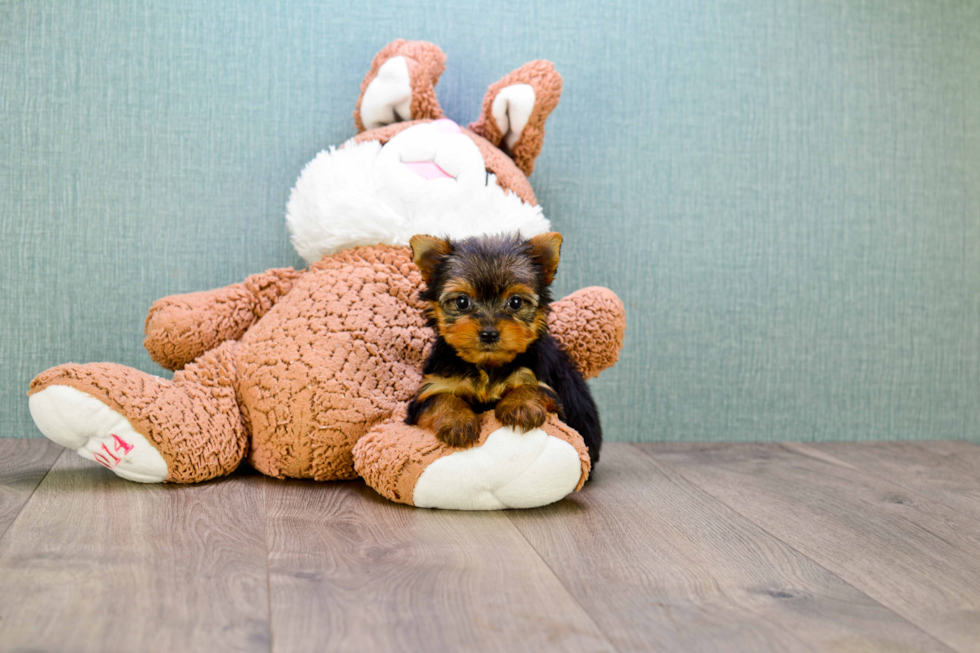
[360,56,412,129]
[491,83,536,149]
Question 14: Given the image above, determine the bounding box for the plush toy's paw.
[28,385,168,483]
[548,287,627,380]
[353,411,590,510]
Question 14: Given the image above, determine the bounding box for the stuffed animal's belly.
[235,244,429,480]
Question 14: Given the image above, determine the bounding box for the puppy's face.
[411,233,562,367]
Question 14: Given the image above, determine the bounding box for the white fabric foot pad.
[29,385,169,483]
[412,426,583,510]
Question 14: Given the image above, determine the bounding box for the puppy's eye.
[507,296,523,310]
[454,295,471,311]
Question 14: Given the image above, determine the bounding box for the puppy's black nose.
[479,327,500,344]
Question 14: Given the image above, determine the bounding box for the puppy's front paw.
[415,394,481,448]
[495,388,550,433]
[436,412,480,448]
[495,400,548,432]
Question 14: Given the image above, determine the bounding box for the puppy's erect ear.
[355,40,447,132]
[468,61,563,177]
[528,232,562,286]
[410,235,452,285]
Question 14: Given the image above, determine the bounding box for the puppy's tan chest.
[418,367,538,405]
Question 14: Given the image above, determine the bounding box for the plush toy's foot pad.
[29,352,247,483]
[29,385,168,483]
[354,411,591,510]
[413,426,583,510]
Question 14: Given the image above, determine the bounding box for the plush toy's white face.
[371,119,491,218]
[286,120,550,264]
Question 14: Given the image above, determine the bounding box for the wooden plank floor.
[1,440,978,653]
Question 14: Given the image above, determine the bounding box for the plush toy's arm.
[548,287,626,380]
[144,268,303,371]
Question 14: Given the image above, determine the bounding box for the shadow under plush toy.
[28,40,626,510]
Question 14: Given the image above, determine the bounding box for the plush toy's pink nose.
[432,119,462,134]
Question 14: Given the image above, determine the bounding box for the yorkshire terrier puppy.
[406,232,602,464]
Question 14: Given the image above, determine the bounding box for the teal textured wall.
[2,1,978,442]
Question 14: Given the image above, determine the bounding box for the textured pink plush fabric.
[237,245,429,481]
[144,268,302,371]
[468,60,563,177]
[354,39,447,132]
[548,287,627,380]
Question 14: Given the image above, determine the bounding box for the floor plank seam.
[504,510,624,653]
[627,443,965,653]
[0,448,65,545]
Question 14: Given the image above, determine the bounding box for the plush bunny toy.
[28,40,626,510]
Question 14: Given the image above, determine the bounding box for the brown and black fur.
[406,232,602,465]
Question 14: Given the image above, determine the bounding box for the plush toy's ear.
[410,234,452,285]
[468,61,563,177]
[354,40,447,132]
[529,232,562,285]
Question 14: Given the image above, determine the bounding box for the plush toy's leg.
[28,341,247,483]
[353,408,590,510]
